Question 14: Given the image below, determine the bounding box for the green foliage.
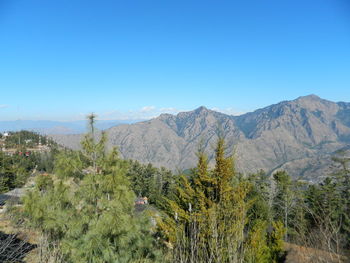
[35,173,54,191]
[0,150,38,193]
[23,114,161,263]
[305,174,349,251]
[158,138,284,263]
[269,151,350,255]
[80,115,107,171]
[0,155,15,193]
[245,220,271,263]
[269,221,286,262]
[272,171,295,241]
[331,150,350,245]
[3,130,56,148]
[126,161,174,208]
[36,149,59,173]
[54,150,84,179]
[247,170,272,223]
[0,130,59,194]
[16,120,350,261]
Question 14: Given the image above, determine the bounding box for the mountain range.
[51,95,350,182]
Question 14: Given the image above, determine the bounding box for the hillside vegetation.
[0,131,57,194]
[1,115,349,262]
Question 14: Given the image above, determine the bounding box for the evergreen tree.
[272,171,295,241]
[23,114,161,263]
[305,177,346,253]
[54,150,84,179]
[159,138,284,263]
[331,150,350,247]
[247,170,272,223]
[244,220,271,263]
[125,160,174,208]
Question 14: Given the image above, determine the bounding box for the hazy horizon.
[0,93,348,122]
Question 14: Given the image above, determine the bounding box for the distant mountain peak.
[292,94,337,112]
[158,113,174,120]
[158,106,212,122]
[295,94,322,102]
[194,106,209,113]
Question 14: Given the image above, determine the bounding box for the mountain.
[51,95,350,182]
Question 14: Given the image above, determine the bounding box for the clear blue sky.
[0,0,350,120]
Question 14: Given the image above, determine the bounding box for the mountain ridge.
[51,95,350,182]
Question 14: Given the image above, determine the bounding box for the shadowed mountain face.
[52,95,350,182]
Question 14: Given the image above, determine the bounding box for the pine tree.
[23,114,162,263]
[247,170,272,224]
[159,137,284,263]
[244,220,271,263]
[272,171,295,241]
[305,177,344,254]
[54,150,84,179]
[331,150,350,247]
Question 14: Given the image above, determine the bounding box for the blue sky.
[0,0,350,121]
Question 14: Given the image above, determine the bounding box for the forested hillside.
[1,115,349,262]
[0,131,57,194]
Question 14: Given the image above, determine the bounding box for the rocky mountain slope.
[51,95,350,181]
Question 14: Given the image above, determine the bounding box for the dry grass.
[284,243,349,263]
[0,213,39,263]
[2,211,350,263]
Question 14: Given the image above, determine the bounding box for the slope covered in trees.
[21,116,163,262]
[2,116,349,262]
[0,131,58,194]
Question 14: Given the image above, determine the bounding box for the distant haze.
[0,119,143,134]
